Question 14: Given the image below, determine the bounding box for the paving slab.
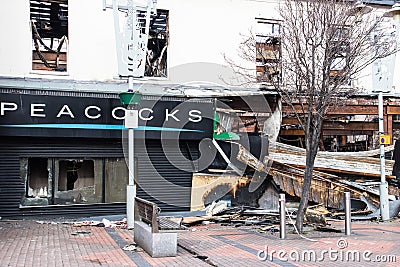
[0,218,399,266]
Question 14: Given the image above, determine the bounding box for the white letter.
[270,250,276,262]
[85,106,101,119]
[56,105,75,118]
[277,250,287,261]
[189,110,202,122]
[1,102,17,116]
[139,108,154,121]
[257,245,269,261]
[363,251,372,262]
[289,250,300,262]
[302,250,317,262]
[318,250,328,262]
[112,107,126,120]
[31,104,46,117]
[329,249,338,261]
[166,109,180,122]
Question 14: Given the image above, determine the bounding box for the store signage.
[0,93,213,139]
[1,102,204,123]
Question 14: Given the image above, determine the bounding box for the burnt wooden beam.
[282,104,381,115]
[280,129,374,136]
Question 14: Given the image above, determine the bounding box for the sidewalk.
[0,218,399,266]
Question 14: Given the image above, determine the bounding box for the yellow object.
[379,134,391,145]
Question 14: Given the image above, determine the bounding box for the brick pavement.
[0,218,399,266]
[178,219,400,267]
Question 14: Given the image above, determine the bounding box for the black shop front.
[0,88,214,218]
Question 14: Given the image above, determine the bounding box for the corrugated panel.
[0,87,213,103]
[136,140,198,212]
[363,1,393,6]
[0,137,123,157]
[0,151,24,217]
[16,203,126,219]
[0,136,200,217]
[0,136,124,218]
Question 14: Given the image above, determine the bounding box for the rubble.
[72,217,127,228]
[122,244,137,251]
[184,139,400,233]
[71,230,91,236]
[305,205,328,225]
[54,139,400,235]
[313,225,341,233]
[234,141,400,220]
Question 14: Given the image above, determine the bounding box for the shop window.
[20,157,129,207]
[20,158,50,206]
[30,0,68,72]
[54,159,102,204]
[57,160,94,191]
[255,18,281,83]
[27,158,49,197]
[104,158,129,203]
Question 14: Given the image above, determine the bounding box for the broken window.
[329,25,350,83]
[20,158,50,206]
[54,159,102,204]
[144,9,169,77]
[255,19,281,83]
[20,157,128,207]
[27,158,49,197]
[30,0,68,72]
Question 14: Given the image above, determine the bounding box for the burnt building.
[0,86,214,217]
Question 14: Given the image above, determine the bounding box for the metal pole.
[378,92,390,221]
[126,76,136,229]
[345,192,351,236]
[279,193,286,239]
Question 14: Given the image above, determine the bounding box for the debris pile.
[267,142,400,217]
[176,201,347,234]
[182,141,400,232]
[72,217,127,228]
[233,141,400,217]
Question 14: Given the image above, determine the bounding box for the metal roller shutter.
[0,137,125,218]
[136,139,199,212]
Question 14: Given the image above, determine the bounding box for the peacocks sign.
[0,92,213,140]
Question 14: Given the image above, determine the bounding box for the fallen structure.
[267,142,399,209]
[244,142,399,213]
[270,142,395,178]
[161,137,400,233]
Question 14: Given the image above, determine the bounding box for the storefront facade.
[0,88,213,218]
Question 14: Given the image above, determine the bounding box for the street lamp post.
[378,3,400,221]
[104,0,155,228]
[349,1,393,221]
[119,82,142,228]
[378,92,390,221]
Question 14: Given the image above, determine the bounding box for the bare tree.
[226,0,398,232]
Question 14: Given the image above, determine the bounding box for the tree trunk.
[295,118,321,233]
[295,160,314,233]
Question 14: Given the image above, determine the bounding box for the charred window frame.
[30,0,68,72]
[53,159,101,205]
[20,158,51,206]
[255,19,282,83]
[20,157,128,207]
[329,25,351,84]
[140,9,169,77]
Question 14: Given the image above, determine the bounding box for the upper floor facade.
[0,0,399,95]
